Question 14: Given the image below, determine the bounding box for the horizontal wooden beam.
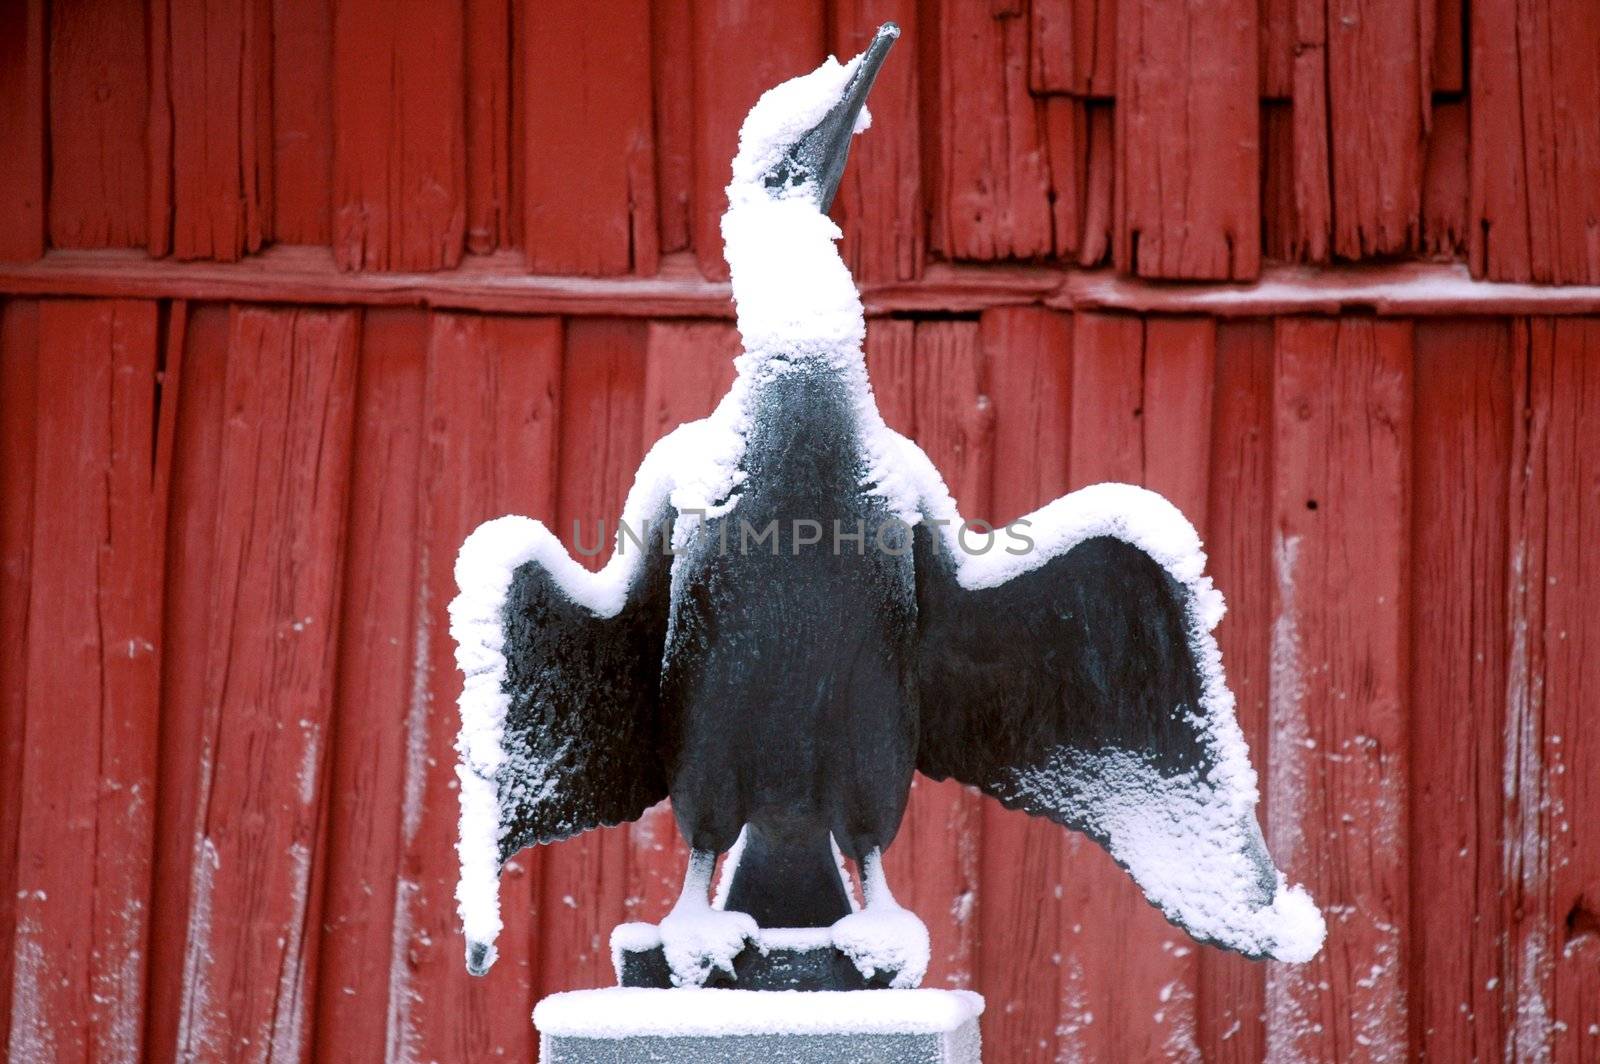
[3,247,1600,318]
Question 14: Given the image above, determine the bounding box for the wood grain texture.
[1267,317,1412,1063]
[271,0,334,245]
[1502,318,1600,1063]
[464,0,511,254]
[172,307,357,1062]
[832,0,924,284]
[47,0,148,249]
[332,0,466,270]
[973,306,1072,1062]
[162,0,274,261]
[1409,319,1512,1063]
[541,319,651,995]
[1470,0,1600,284]
[1196,320,1274,1064]
[523,0,659,275]
[390,312,560,1063]
[929,0,1054,261]
[1114,0,1259,280]
[0,301,39,1059]
[690,0,825,279]
[310,309,427,1063]
[0,1,46,261]
[8,300,170,1064]
[144,305,230,1064]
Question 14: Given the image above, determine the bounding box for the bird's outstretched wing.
[450,503,675,974]
[912,481,1323,962]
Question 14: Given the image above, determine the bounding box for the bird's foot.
[657,904,759,987]
[831,903,930,989]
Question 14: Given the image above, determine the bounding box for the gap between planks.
[5,247,1600,318]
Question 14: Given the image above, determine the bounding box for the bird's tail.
[716,821,855,927]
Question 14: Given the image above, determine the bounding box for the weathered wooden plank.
[143,304,230,1064]
[464,0,511,254]
[310,309,428,1062]
[0,1,46,261]
[626,321,740,925]
[1421,99,1468,260]
[1267,317,1412,1063]
[8,299,170,1064]
[892,320,990,991]
[1432,0,1464,93]
[973,306,1072,1062]
[537,319,651,995]
[1261,0,1295,97]
[690,0,826,279]
[1409,319,1512,1064]
[1289,4,1333,262]
[1196,320,1273,1064]
[1323,0,1425,258]
[1029,0,1075,93]
[272,0,334,245]
[333,0,466,270]
[1502,318,1600,1064]
[393,312,557,1062]
[523,1,658,275]
[1078,102,1115,266]
[162,0,274,260]
[652,0,695,256]
[931,0,1054,260]
[832,0,924,284]
[1470,0,1600,283]
[48,0,148,248]
[173,307,357,1061]
[1074,0,1118,97]
[1043,97,1086,263]
[1115,0,1259,280]
[0,300,39,1058]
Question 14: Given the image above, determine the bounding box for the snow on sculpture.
[451,22,1325,992]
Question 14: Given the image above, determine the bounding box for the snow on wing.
[912,483,1324,962]
[451,508,676,973]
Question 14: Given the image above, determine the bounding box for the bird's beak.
[768,22,899,213]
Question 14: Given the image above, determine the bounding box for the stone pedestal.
[536,987,983,1064]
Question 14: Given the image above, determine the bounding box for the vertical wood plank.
[1408,319,1512,1063]
[8,300,170,1064]
[390,313,559,1062]
[1267,317,1412,1063]
[651,0,695,256]
[1421,100,1468,261]
[173,307,357,1062]
[931,0,1054,260]
[690,0,826,279]
[832,0,925,284]
[1261,0,1295,97]
[1502,319,1600,1063]
[1073,0,1118,97]
[310,310,427,1062]
[333,0,466,270]
[523,1,658,275]
[1115,0,1260,280]
[272,0,334,245]
[1197,320,1274,1064]
[1324,0,1424,258]
[1470,0,1600,283]
[0,301,40,1058]
[538,319,651,995]
[892,320,990,992]
[1029,0,1076,92]
[464,0,511,254]
[1289,4,1333,262]
[163,0,274,261]
[1077,102,1115,266]
[974,306,1072,1062]
[144,305,231,1064]
[0,1,46,261]
[48,0,148,248]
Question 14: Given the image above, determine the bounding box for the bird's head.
[721,24,898,362]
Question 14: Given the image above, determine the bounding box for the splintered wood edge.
[4,247,1600,318]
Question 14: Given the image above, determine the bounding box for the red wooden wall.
[1,2,1598,1062]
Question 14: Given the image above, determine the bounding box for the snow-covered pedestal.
[536,987,983,1064]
